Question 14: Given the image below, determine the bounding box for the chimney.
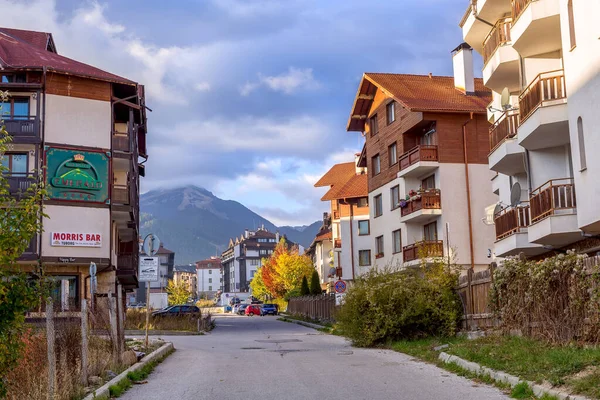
[276,231,280,243]
[244,229,249,239]
[322,212,328,222]
[452,43,474,94]
[354,152,366,175]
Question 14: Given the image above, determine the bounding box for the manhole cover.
[256,339,302,344]
[240,347,264,350]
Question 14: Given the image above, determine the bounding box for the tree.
[249,267,270,301]
[310,270,322,295]
[0,91,47,397]
[300,276,310,296]
[166,279,191,305]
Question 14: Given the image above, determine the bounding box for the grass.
[125,309,205,332]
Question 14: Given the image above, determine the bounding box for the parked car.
[245,304,262,316]
[237,304,249,315]
[151,305,200,317]
[261,304,278,316]
[232,304,241,314]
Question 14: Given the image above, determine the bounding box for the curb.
[84,342,174,400]
[279,316,327,330]
[125,330,203,336]
[438,352,591,400]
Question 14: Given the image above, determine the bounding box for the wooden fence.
[457,266,498,331]
[287,294,336,322]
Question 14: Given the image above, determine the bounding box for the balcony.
[403,240,444,265]
[112,133,130,153]
[528,178,580,246]
[399,189,442,223]
[2,117,40,143]
[397,145,439,178]
[460,0,513,53]
[511,0,561,58]
[6,174,37,198]
[482,18,520,93]
[112,185,130,205]
[334,239,342,250]
[517,70,568,150]
[488,111,525,175]
[493,203,544,256]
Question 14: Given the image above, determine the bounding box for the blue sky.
[3,0,482,225]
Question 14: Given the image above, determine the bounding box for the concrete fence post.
[81,299,88,386]
[117,284,124,357]
[108,293,119,364]
[46,298,56,400]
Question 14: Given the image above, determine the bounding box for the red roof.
[347,73,491,131]
[321,173,368,201]
[314,162,356,188]
[0,27,133,84]
[314,230,332,242]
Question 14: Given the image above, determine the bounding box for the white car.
[232,304,241,314]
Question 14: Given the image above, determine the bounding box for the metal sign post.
[89,262,97,313]
[139,251,159,350]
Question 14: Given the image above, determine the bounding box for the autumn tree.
[249,267,270,301]
[0,91,47,397]
[166,279,191,305]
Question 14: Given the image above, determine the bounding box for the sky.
[1,0,482,226]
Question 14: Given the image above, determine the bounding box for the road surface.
[122,315,509,400]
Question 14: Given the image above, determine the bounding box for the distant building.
[221,227,302,292]
[173,265,198,299]
[305,213,334,290]
[195,257,222,298]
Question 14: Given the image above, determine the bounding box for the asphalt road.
[121,315,509,400]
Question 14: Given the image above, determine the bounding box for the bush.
[196,299,215,308]
[125,309,201,332]
[300,276,310,296]
[335,260,462,347]
[310,270,321,295]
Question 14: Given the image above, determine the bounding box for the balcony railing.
[112,185,129,205]
[334,239,342,249]
[112,134,130,152]
[117,254,135,272]
[403,240,444,262]
[400,189,441,217]
[530,178,576,223]
[2,117,40,140]
[512,0,532,23]
[483,17,512,64]
[494,203,531,240]
[399,145,438,172]
[6,174,36,197]
[519,70,566,124]
[489,111,519,152]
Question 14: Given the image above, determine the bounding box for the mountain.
[139,186,322,264]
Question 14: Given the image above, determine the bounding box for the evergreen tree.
[310,270,322,295]
[300,276,310,296]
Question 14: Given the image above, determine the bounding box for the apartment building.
[0,27,147,311]
[459,0,600,258]
[346,55,496,271]
[195,257,222,297]
[305,213,334,289]
[221,227,300,292]
[173,265,198,299]
[314,158,370,282]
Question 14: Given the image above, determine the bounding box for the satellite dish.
[510,182,522,207]
[493,203,503,217]
[328,267,336,276]
[501,87,511,110]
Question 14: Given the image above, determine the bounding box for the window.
[358,220,370,235]
[567,0,576,49]
[424,222,438,241]
[0,73,26,83]
[0,97,29,119]
[49,275,78,311]
[209,269,212,274]
[259,249,269,255]
[371,154,380,176]
[359,250,371,266]
[422,175,435,190]
[390,185,400,209]
[374,194,383,217]
[375,236,384,257]
[208,278,212,283]
[577,117,586,171]
[209,286,212,291]
[357,197,368,208]
[1,153,28,176]
[250,259,260,266]
[392,229,402,254]
[369,114,379,136]
[250,270,256,279]
[388,142,397,166]
[386,101,396,124]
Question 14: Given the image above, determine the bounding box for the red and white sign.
[51,232,102,248]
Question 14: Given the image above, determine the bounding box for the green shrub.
[299,276,310,296]
[335,260,462,347]
[310,270,322,295]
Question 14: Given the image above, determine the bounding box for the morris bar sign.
[45,147,110,204]
[51,232,102,247]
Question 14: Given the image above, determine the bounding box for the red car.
[245,304,262,316]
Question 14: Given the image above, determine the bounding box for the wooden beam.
[351,115,367,119]
[357,94,374,100]
[111,97,141,110]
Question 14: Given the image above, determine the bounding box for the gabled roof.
[314,162,356,188]
[347,73,491,131]
[0,27,133,84]
[321,173,368,201]
[315,230,332,242]
[173,264,196,274]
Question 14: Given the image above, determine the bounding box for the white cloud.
[81,3,125,34]
[194,82,211,92]
[240,67,320,96]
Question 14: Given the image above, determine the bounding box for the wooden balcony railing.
[117,254,135,272]
[403,240,444,262]
[519,70,566,124]
[401,189,442,218]
[334,239,342,249]
[399,145,439,172]
[489,111,519,152]
[530,178,576,223]
[112,185,130,205]
[6,174,36,197]
[494,203,531,240]
[512,0,532,22]
[112,134,130,152]
[483,17,512,64]
[2,117,40,141]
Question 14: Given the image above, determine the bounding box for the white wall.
[197,268,221,293]
[339,215,372,280]
[528,145,572,189]
[368,178,404,270]
[44,94,111,149]
[42,205,110,258]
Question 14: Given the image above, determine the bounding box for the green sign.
[45,147,110,204]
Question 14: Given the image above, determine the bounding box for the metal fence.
[287,294,336,322]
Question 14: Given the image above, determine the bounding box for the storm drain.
[269,349,311,353]
[240,347,265,350]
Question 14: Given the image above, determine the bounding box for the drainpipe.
[462,114,476,271]
[470,0,495,27]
